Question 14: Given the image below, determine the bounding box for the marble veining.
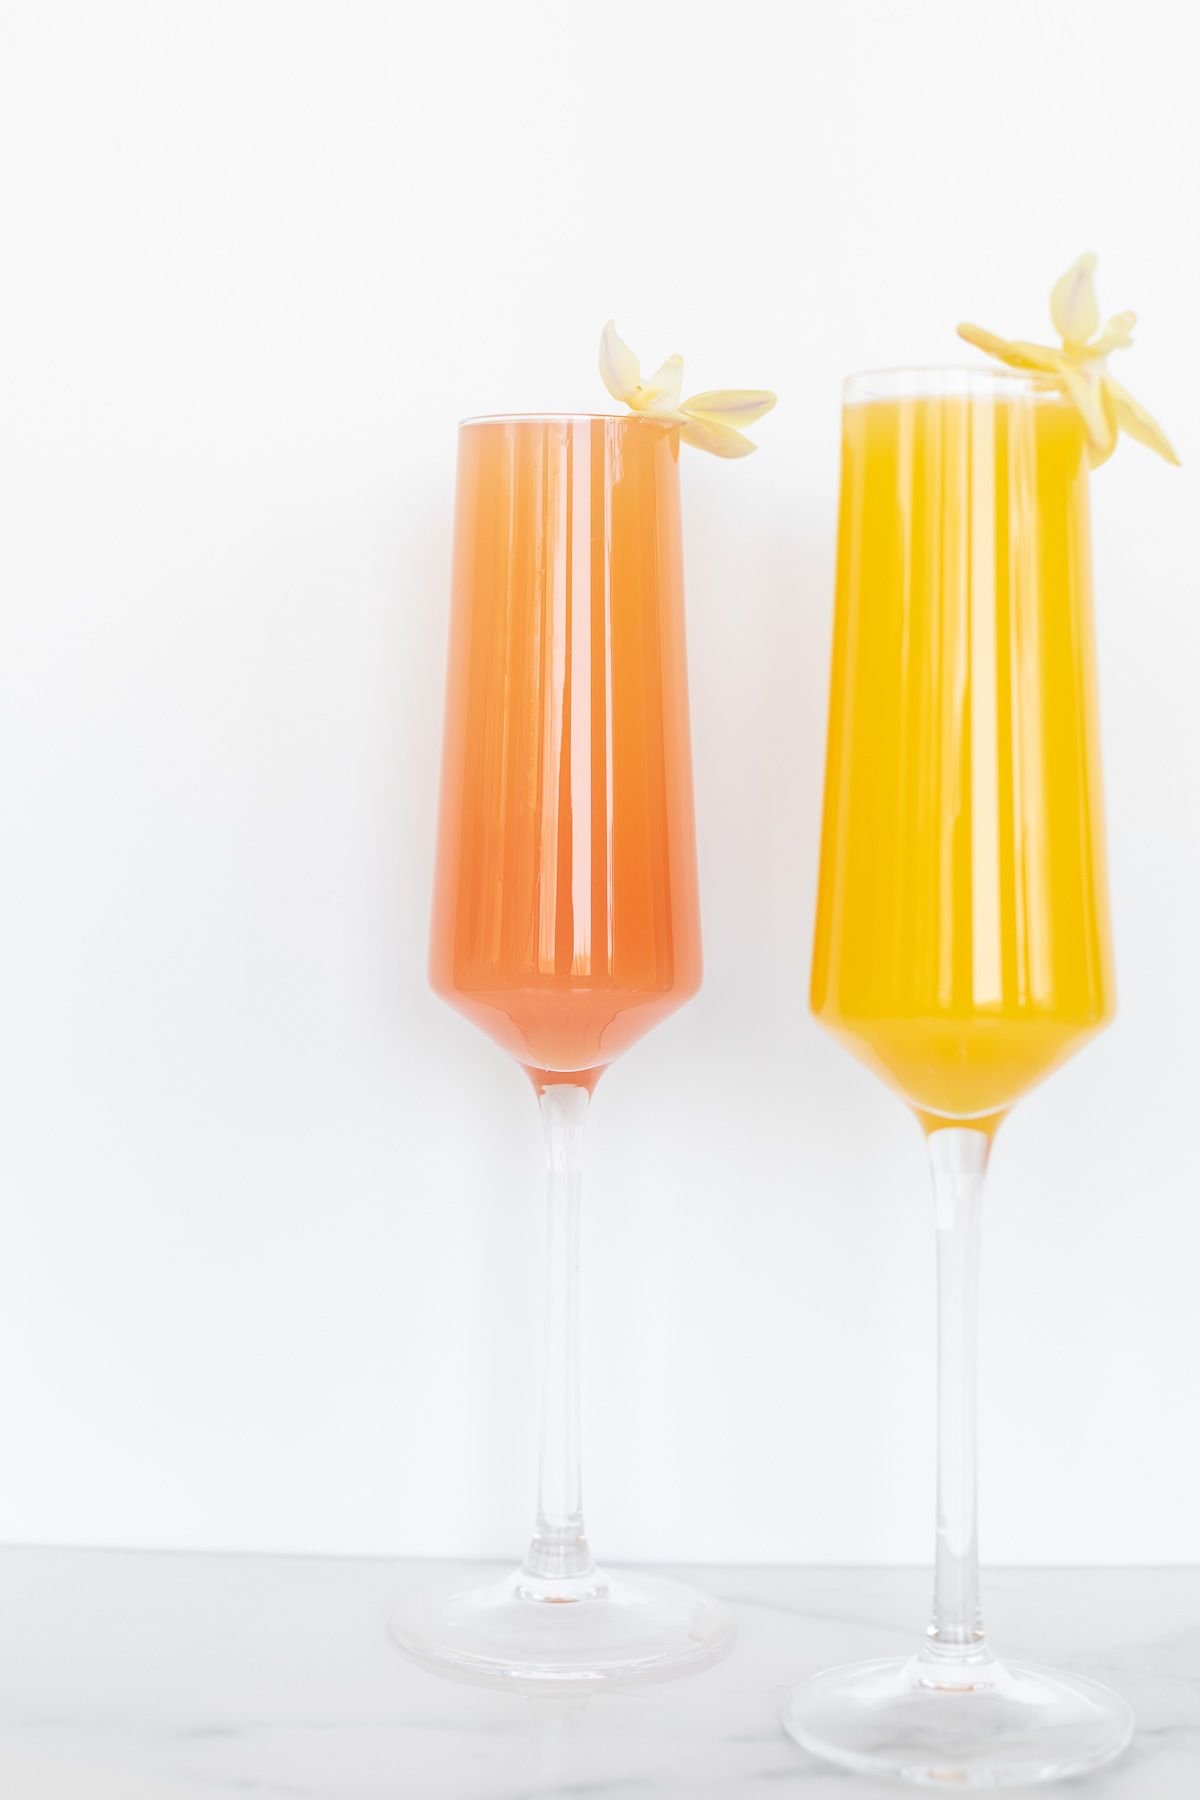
[0,1552,1194,1797]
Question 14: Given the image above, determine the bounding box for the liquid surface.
[430,417,701,1087]
[811,392,1114,1125]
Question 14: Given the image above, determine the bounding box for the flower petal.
[994,339,1068,375]
[599,321,641,405]
[1050,253,1100,349]
[680,389,777,429]
[678,415,757,458]
[1103,374,1180,465]
[639,353,685,413]
[1059,360,1117,463]
[957,323,1014,359]
[956,325,1061,374]
[1088,310,1136,357]
[1088,384,1120,469]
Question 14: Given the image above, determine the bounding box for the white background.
[1,0,1197,1568]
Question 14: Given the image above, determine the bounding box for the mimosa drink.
[790,364,1133,1783]
[811,384,1114,1126]
[407,407,729,1689]
[790,270,1162,1778]
[430,415,701,1087]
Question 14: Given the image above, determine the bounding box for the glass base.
[783,1651,1134,1788]
[392,1564,734,1693]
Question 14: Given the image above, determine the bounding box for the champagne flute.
[394,412,732,1688]
[785,367,1133,1784]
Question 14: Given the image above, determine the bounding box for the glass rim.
[458,410,673,428]
[844,364,1063,403]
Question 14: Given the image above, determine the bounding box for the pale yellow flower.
[958,254,1178,469]
[599,321,776,458]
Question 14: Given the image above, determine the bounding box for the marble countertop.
[0,1551,1194,1797]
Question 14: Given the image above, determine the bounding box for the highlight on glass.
[785,363,1135,1785]
[393,411,730,1688]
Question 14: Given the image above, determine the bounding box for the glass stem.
[923,1126,991,1664]
[521,1083,596,1587]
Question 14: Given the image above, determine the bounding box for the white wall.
[1,0,1197,1566]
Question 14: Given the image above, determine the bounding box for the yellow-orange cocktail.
[811,378,1114,1127]
[430,414,701,1088]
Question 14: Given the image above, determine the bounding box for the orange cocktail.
[407,406,731,1690]
[430,414,701,1088]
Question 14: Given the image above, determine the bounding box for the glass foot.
[783,1651,1133,1787]
[392,1564,734,1692]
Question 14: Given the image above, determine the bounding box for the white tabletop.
[0,1551,1194,1797]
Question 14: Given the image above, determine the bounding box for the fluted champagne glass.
[785,367,1134,1784]
[394,413,731,1688]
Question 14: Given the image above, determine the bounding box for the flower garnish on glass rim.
[957,254,1178,469]
[599,321,777,458]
